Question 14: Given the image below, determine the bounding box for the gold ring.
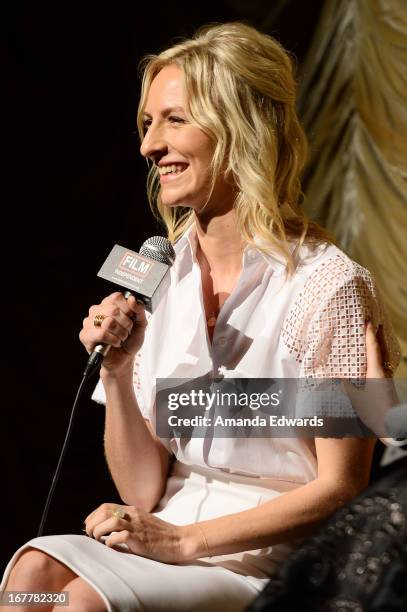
[383,361,394,373]
[111,506,126,519]
[93,314,106,328]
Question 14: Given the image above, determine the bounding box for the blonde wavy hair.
[137,22,332,274]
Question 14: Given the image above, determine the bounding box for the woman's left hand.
[83,503,193,564]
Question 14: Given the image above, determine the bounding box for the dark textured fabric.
[248,458,407,611]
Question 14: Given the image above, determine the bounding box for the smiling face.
[140,64,234,215]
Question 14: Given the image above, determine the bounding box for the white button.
[247,249,257,260]
[218,336,227,346]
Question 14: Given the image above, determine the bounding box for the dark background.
[3,1,329,574]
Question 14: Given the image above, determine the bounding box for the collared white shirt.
[93,225,400,482]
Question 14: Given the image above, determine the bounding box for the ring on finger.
[93,313,106,328]
[111,506,126,519]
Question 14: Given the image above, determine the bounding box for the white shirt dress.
[1,226,400,611]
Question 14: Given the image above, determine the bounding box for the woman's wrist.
[100,360,135,382]
[178,523,211,561]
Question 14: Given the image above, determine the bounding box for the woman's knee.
[7,548,76,587]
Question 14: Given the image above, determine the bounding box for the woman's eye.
[169,116,185,124]
[142,117,184,132]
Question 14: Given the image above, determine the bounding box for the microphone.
[83,236,175,377]
[97,236,175,312]
[385,403,407,444]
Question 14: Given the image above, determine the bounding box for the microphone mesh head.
[139,236,176,266]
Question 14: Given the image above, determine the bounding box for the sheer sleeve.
[282,254,401,424]
[282,253,400,378]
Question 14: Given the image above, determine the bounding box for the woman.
[1,22,400,611]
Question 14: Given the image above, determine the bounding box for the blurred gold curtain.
[298,0,407,376]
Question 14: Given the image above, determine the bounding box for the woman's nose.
[140,124,167,160]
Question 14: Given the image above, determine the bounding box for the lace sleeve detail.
[282,254,400,378]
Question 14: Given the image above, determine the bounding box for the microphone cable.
[37,372,90,537]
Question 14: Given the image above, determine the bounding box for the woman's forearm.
[181,477,358,560]
[102,369,170,511]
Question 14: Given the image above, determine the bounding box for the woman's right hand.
[79,292,148,376]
